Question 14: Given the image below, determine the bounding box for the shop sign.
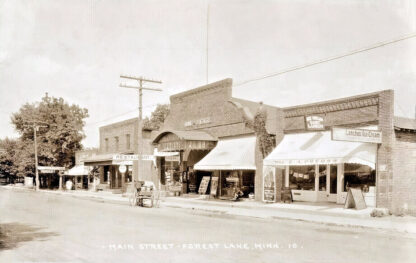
[198,176,211,195]
[263,166,276,202]
[165,155,180,162]
[113,154,155,162]
[210,177,219,197]
[113,154,139,161]
[184,117,211,127]
[331,127,382,144]
[38,166,66,173]
[118,165,127,173]
[305,116,324,130]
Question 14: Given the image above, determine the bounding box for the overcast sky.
[1,0,415,148]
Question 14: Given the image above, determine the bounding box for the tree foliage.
[235,102,275,158]
[143,104,170,130]
[0,137,19,182]
[10,94,89,177]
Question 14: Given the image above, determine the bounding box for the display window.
[343,164,375,193]
[288,165,316,191]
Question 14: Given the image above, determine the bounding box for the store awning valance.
[263,131,377,169]
[152,130,217,152]
[64,165,92,176]
[194,136,256,170]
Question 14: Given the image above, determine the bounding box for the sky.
[0,0,415,148]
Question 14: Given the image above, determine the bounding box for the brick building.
[83,118,154,193]
[152,78,415,215]
[264,90,416,215]
[152,78,279,200]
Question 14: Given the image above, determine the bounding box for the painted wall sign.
[305,116,324,130]
[184,117,211,127]
[332,127,382,144]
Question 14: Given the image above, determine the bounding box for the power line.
[84,104,159,127]
[233,32,416,88]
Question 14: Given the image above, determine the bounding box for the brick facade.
[392,131,416,215]
[98,118,155,187]
[156,79,282,200]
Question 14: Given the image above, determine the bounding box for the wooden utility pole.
[24,121,48,191]
[119,75,162,189]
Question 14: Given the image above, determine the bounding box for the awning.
[263,131,377,169]
[64,165,93,176]
[194,136,256,170]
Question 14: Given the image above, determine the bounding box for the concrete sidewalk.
[3,185,416,235]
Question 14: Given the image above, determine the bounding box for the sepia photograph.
[0,0,416,262]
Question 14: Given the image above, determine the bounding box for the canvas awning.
[194,136,256,170]
[263,131,377,169]
[64,165,93,176]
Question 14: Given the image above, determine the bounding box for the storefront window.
[289,165,316,191]
[343,164,375,192]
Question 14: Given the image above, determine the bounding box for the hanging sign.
[305,116,325,130]
[332,127,382,144]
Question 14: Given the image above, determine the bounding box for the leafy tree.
[143,104,170,130]
[10,94,89,177]
[0,137,19,183]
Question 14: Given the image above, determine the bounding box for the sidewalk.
[3,185,416,235]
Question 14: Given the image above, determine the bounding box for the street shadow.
[0,222,58,250]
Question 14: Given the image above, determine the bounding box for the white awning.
[264,131,377,169]
[194,136,256,170]
[64,165,92,176]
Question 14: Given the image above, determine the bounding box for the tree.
[230,101,275,158]
[143,104,170,130]
[10,94,89,178]
[0,137,19,183]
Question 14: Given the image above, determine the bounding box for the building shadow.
[0,222,58,250]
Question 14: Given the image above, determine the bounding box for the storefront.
[193,136,256,199]
[83,153,133,193]
[152,130,217,195]
[263,128,378,206]
[63,164,93,190]
[151,78,280,200]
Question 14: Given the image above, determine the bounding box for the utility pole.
[24,121,48,191]
[119,75,162,190]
